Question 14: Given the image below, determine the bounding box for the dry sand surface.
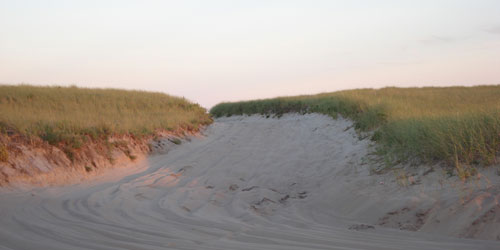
[0,114,499,249]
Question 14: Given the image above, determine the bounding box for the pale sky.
[1,0,500,108]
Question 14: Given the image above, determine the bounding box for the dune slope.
[0,114,498,249]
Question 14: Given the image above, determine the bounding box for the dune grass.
[0,85,212,147]
[211,86,500,169]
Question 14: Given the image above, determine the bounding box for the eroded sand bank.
[0,114,499,249]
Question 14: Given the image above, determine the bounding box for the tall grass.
[211,86,500,167]
[0,85,212,146]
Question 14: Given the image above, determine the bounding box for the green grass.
[211,86,500,168]
[0,85,212,147]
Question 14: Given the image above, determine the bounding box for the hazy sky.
[1,0,500,108]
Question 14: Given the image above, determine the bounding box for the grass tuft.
[84,165,92,172]
[0,144,8,162]
[169,138,182,145]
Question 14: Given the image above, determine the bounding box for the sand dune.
[0,114,499,249]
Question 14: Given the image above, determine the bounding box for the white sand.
[0,114,499,249]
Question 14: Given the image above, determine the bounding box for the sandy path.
[0,114,498,249]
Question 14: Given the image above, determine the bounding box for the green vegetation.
[211,86,500,169]
[84,165,92,172]
[169,138,182,145]
[0,144,8,162]
[0,85,212,147]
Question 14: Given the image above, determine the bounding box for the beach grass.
[0,85,212,147]
[210,86,500,168]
